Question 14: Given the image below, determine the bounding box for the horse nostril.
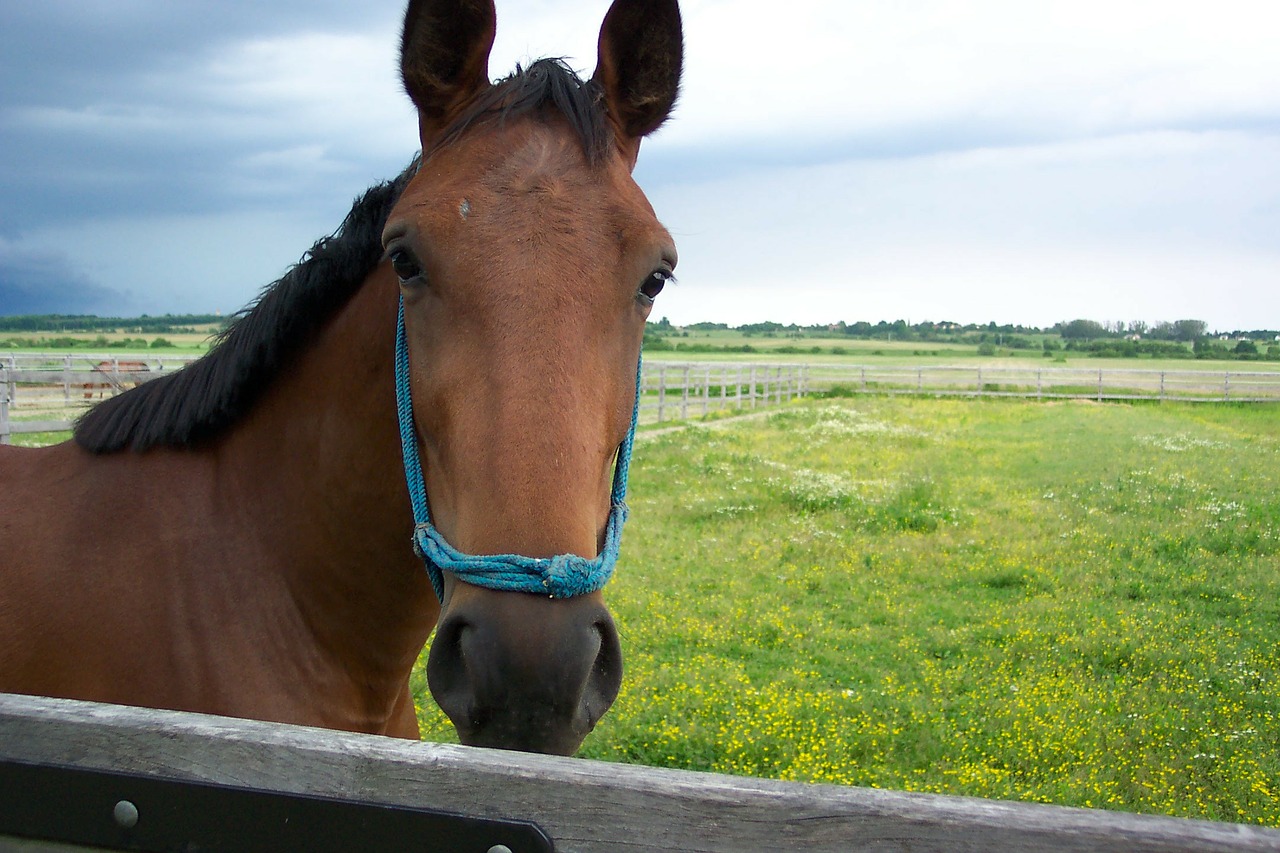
[426,614,476,733]
[585,614,623,726]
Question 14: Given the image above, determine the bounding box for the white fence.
[2,694,1277,852]
[638,362,808,424]
[5,354,1279,443]
[1,353,198,443]
[802,363,1280,403]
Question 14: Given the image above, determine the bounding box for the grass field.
[12,381,1277,824]
[0,326,220,355]
[408,396,1280,826]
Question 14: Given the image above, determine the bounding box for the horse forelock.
[428,58,613,167]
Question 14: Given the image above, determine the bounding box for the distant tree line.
[644,316,1280,362]
[0,313,225,334]
[1056,318,1212,341]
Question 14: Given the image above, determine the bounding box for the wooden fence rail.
[802,363,1280,403]
[638,362,808,424]
[1,694,1277,852]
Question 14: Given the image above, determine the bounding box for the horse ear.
[401,0,497,129]
[592,0,683,145]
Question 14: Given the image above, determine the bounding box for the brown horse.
[83,360,150,399]
[0,0,681,756]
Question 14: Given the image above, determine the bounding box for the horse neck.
[214,266,438,683]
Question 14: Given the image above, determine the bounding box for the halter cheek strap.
[395,296,640,600]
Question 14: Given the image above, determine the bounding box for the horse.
[83,360,150,399]
[0,0,682,756]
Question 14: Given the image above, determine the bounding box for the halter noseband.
[395,296,640,600]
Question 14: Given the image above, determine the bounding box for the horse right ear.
[592,0,683,152]
[401,0,497,133]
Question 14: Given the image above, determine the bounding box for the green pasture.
[12,386,1278,825]
[409,396,1280,826]
[0,327,219,355]
[4,431,72,448]
[6,322,1278,374]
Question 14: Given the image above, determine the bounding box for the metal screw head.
[113,799,139,829]
[486,846,514,853]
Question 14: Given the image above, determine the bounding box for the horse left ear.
[592,0,683,158]
[401,0,497,135]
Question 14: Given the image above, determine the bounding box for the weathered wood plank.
[1,694,1276,852]
[6,421,72,435]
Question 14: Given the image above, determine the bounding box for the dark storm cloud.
[0,1,406,233]
[0,1,382,98]
[0,245,134,316]
[2,1,1277,325]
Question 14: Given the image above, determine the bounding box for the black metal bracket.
[0,758,554,852]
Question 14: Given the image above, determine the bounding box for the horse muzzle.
[426,588,623,755]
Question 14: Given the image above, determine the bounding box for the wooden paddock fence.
[4,353,1279,443]
[0,354,198,444]
[1,694,1276,852]
[802,363,1280,403]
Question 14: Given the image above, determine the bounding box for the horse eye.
[638,270,671,305]
[389,249,423,283]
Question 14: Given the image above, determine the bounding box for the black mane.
[75,59,612,454]
[74,163,417,453]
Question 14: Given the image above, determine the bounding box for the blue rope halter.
[395,296,640,600]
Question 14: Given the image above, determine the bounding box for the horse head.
[387,0,682,754]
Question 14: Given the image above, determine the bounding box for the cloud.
[0,2,414,234]
[0,241,135,316]
[667,0,1280,149]
[648,128,1280,329]
[2,1,1279,328]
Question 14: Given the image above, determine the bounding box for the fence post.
[750,366,758,409]
[860,366,866,393]
[702,366,710,416]
[917,367,923,393]
[0,387,10,446]
[1224,373,1230,402]
[63,355,72,404]
[657,364,666,423]
[680,365,690,419]
[1097,369,1103,402]
[1160,372,1166,401]
[1036,369,1042,400]
[977,367,983,397]
[735,365,743,408]
[4,355,15,411]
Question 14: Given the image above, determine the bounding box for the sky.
[2,1,1278,331]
